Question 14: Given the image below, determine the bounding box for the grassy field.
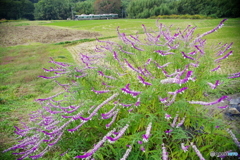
[0,18,240,160]
[0,44,75,159]
[43,18,240,37]
[44,18,240,73]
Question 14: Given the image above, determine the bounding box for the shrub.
[3,19,240,160]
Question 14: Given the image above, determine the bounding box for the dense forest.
[0,0,239,20]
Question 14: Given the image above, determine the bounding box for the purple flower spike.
[165,113,171,120]
[145,58,152,65]
[217,42,233,56]
[138,76,152,86]
[229,72,240,76]
[107,124,129,142]
[128,108,133,112]
[75,129,116,159]
[228,72,240,79]
[192,19,227,45]
[120,103,132,107]
[98,71,104,76]
[113,51,119,61]
[217,105,228,109]
[91,88,110,94]
[215,51,233,63]
[101,105,117,118]
[188,51,197,55]
[176,87,188,94]
[131,43,144,51]
[68,121,87,132]
[154,61,171,69]
[30,147,49,159]
[195,45,204,55]
[105,110,118,128]
[226,128,240,148]
[49,57,70,67]
[121,84,141,97]
[176,117,186,128]
[36,92,64,102]
[228,74,240,79]
[207,80,222,89]
[170,114,178,127]
[75,152,92,159]
[159,96,168,104]
[98,71,116,80]
[135,97,141,106]
[161,70,194,85]
[165,129,173,135]
[142,122,152,143]
[75,74,87,78]
[188,62,199,68]
[140,146,145,152]
[124,59,141,74]
[168,87,188,95]
[120,145,132,160]
[211,65,221,72]
[181,143,189,152]
[138,141,143,144]
[162,143,168,160]
[181,52,195,60]
[188,95,228,106]
[48,131,64,146]
[191,142,206,160]
[154,50,174,56]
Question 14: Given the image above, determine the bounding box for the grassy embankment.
[0,18,239,159]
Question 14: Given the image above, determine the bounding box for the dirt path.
[67,41,99,65]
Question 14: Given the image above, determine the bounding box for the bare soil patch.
[0,25,101,47]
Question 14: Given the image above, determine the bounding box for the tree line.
[0,0,239,20]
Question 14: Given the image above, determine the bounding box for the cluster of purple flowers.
[3,19,239,160]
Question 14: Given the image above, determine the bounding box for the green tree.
[34,0,71,20]
[75,0,94,15]
[94,0,121,14]
[0,0,34,20]
[30,0,38,3]
[177,0,240,18]
[126,0,177,18]
[121,0,133,18]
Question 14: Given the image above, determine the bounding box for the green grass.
[43,18,240,38]
[0,18,239,160]
[0,44,75,160]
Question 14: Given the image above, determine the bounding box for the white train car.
[75,14,118,20]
